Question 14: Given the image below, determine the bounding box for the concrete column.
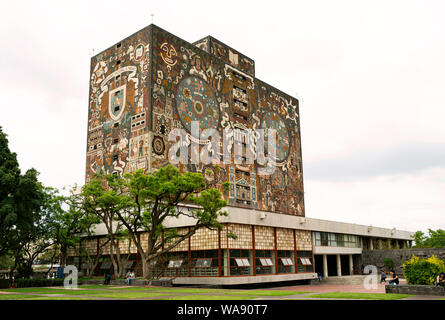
[349,254,353,275]
[370,238,374,250]
[323,254,328,278]
[336,254,342,277]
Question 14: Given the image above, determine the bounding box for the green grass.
[23,296,95,300]
[160,295,258,300]
[0,294,44,300]
[38,290,111,296]
[78,285,121,289]
[303,292,412,300]
[3,286,309,299]
[78,286,309,297]
[86,291,174,299]
[3,288,113,296]
[5,287,68,293]
[9,286,415,301]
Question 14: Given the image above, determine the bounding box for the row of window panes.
[74,250,313,277]
[313,232,358,248]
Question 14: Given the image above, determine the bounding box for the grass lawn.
[75,286,309,297]
[0,294,44,300]
[160,295,258,300]
[5,287,69,293]
[23,296,95,300]
[85,291,174,299]
[303,292,412,300]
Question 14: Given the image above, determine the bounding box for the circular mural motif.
[261,111,290,162]
[152,136,165,155]
[175,76,220,135]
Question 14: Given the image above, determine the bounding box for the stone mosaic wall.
[118,237,138,254]
[87,25,305,217]
[276,228,295,250]
[254,225,275,250]
[81,238,98,255]
[167,227,190,252]
[86,26,151,181]
[190,227,219,250]
[295,230,313,251]
[222,224,252,249]
[99,238,112,255]
[66,245,79,257]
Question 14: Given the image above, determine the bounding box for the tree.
[0,127,51,280]
[81,165,228,279]
[12,184,57,278]
[81,175,129,278]
[413,229,445,248]
[0,126,22,257]
[46,187,100,269]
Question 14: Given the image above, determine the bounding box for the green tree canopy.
[413,229,445,248]
[81,164,228,278]
[0,126,57,278]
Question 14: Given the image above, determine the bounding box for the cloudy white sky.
[1,0,444,233]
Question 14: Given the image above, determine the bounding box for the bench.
[385,284,445,296]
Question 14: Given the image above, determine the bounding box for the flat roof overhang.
[313,246,362,255]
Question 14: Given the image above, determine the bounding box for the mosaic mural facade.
[86,25,305,217]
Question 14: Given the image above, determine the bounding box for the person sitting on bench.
[436,272,445,287]
[125,270,135,286]
[388,270,399,285]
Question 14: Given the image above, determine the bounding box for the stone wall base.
[385,284,445,296]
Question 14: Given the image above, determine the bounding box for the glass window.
[255,250,274,275]
[229,249,252,276]
[190,250,219,276]
[277,250,295,274]
[167,260,183,268]
[321,233,328,246]
[296,251,313,273]
[328,233,337,246]
[313,232,321,246]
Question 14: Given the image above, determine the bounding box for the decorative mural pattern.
[87,25,305,216]
[175,76,220,134]
[86,27,151,180]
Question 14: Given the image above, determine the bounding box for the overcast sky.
[1,0,444,233]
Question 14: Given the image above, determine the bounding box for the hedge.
[403,255,445,285]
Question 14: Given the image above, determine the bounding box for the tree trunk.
[60,246,67,269]
[141,253,150,279]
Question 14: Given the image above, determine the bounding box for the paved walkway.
[267,281,444,300]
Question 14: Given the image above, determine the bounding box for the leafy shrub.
[15,278,83,288]
[384,258,394,270]
[403,255,445,285]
